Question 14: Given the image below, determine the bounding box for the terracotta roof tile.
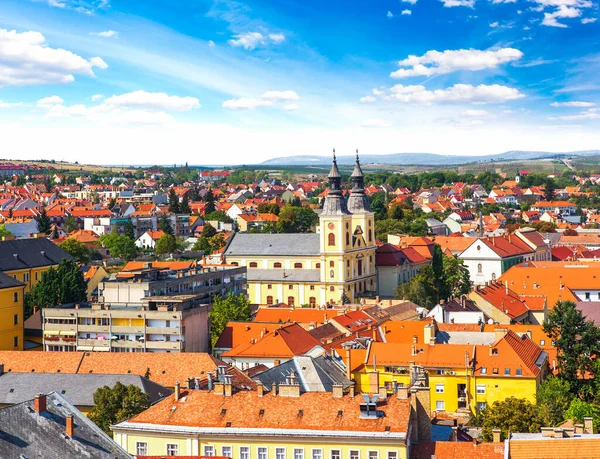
[410,441,504,459]
[509,437,600,458]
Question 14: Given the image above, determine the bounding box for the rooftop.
[225,233,320,257]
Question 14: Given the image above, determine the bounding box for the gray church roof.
[0,238,73,271]
[253,355,354,393]
[247,269,320,283]
[225,233,320,257]
[0,373,170,407]
[0,392,133,458]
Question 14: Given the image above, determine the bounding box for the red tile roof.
[410,441,504,459]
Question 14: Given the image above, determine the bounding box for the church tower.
[319,150,352,305]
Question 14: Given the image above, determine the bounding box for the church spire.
[350,148,365,191]
[347,149,371,214]
[321,148,349,216]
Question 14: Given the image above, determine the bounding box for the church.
[224,152,377,307]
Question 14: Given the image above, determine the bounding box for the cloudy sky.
[0,0,599,165]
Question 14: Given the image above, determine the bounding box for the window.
[13,314,18,325]
[346,232,350,245]
[310,297,316,307]
[387,453,397,459]
[316,263,321,268]
[268,284,272,290]
[136,442,148,456]
[13,336,18,348]
[258,447,268,459]
[436,400,445,411]
[223,446,233,458]
[349,451,359,459]
[540,340,545,346]
[288,296,295,307]
[13,292,18,303]
[313,450,323,459]
[476,384,486,394]
[231,262,239,266]
[249,262,258,268]
[35,272,38,281]
[491,273,496,281]
[368,452,378,459]
[294,449,304,459]
[276,448,286,459]
[331,450,341,459]
[435,384,444,393]
[516,368,522,376]
[330,286,334,292]
[328,233,335,246]
[289,284,294,290]
[294,263,303,269]
[329,261,334,267]
[24,273,29,282]
[204,446,215,456]
[167,444,179,456]
[504,368,511,375]
[310,285,315,290]
[477,263,482,273]
[492,368,499,375]
[274,262,282,268]
[476,402,487,411]
[266,296,273,305]
[241,447,250,459]
[586,292,591,300]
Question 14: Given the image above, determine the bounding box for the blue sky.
[0,0,598,165]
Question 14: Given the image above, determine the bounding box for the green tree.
[59,239,91,264]
[159,215,174,236]
[209,293,252,347]
[155,233,177,255]
[276,206,318,233]
[99,234,138,260]
[123,219,136,240]
[192,237,212,254]
[204,188,216,214]
[395,270,437,309]
[0,224,12,238]
[180,193,191,214]
[201,223,217,239]
[481,397,541,442]
[168,188,180,213]
[536,376,574,427]
[442,255,471,299]
[430,245,445,301]
[88,382,151,435]
[340,292,351,305]
[563,398,600,432]
[209,233,226,251]
[543,301,600,395]
[25,259,87,317]
[36,208,52,234]
[107,197,117,211]
[205,210,233,223]
[63,215,79,233]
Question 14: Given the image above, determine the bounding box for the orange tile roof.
[437,323,482,332]
[253,308,334,325]
[222,323,322,359]
[120,261,194,272]
[508,437,600,458]
[126,390,412,434]
[66,229,100,244]
[380,319,433,344]
[144,230,165,240]
[214,322,282,350]
[410,441,504,459]
[473,282,531,319]
[474,330,543,378]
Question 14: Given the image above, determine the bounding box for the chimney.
[66,415,74,437]
[378,386,387,399]
[492,429,501,443]
[553,428,565,438]
[349,384,355,398]
[279,371,300,397]
[488,344,493,356]
[174,381,180,401]
[256,383,264,397]
[411,344,417,356]
[345,348,352,380]
[461,296,466,309]
[207,372,214,391]
[34,394,46,414]
[372,325,378,341]
[223,374,233,397]
[0,363,4,376]
[584,417,594,434]
[332,384,344,399]
[575,424,584,435]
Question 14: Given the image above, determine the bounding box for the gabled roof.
[215,321,282,350]
[410,441,504,459]
[225,233,320,257]
[0,238,73,271]
[253,308,332,325]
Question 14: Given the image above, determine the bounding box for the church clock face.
[328,222,335,230]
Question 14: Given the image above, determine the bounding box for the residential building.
[0,392,133,459]
[225,154,377,306]
[80,265,108,300]
[0,371,170,415]
[213,321,282,358]
[112,385,418,459]
[531,201,577,216]
[0,271,24,350]
[135,230,166,250]
[375,243,429,298]
[426,298,485,325]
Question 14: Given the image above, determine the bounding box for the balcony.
[77,339,111,349]
[146,326,181,335]
[78,325,110,333]
[45,323,76,332]
[111,326,145,334]
[112,340,145,349]
[145,341,183,351]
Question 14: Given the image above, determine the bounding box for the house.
[135,230,166,250]
[375,244,429,298]
[0,271,24,350]
[79,265,108,299]
[427,298,485,324]
[0,392,133,458]
[531,201,577,216]
[213,321,282,358]
[112,385,417,459]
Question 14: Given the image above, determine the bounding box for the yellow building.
[112,379,430,459]
[348,327,548,414]
[225,152,377,307]
[0,272,25,351]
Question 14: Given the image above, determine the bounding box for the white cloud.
[402,9,412,15]
[582,17,597,23]
[542,5,581,27]
[208,40,216,47]
[390,47,523,79]
[534,0,592,28]
[550,101,595,107]
[37,95,64,108]
[386,83,524,104]
[0,100,24,108]
[490,21,499,27]
[46,103,174,125]
[549,109,599,120]
[91,94,104,102]
[359,96,376,103]
[48,0,66,7]
[440,0,475,7]
[46,0,110,13]
[104,90,200,111]
[361,119,392,128]
[387,11,394,18]
[491,0,516,3]
[228,31,285,50]
[463,109,491,116]
[92,30,118,38]
[0,29,108,86]
[402,0,418,4]
[223,90,300,110]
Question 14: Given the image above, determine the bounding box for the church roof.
[225,233,320,257]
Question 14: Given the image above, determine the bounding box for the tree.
[107,197,117,211]
[536,376,574,427]
[563,228,578,236]
[99,234,138,260]
[168,188,180,213]
[442,255,471,299]
[430,245,445,301]
[59,239,91,264]
[88,382,151,435]
[63,215,79,233]
[276,206,318,233]
[192,237,212,254]
[25,259,87,317]
[123,219,136,240]
[531,221,557,233]
[205,211,233,223]
[209,233,226,251]
[180,194,191,214]
[155,233,176,255]
[544,301,600,395]
[204,188,216,214]
[481,397,541,442]
[159,215,174,236]
[563,398,600,432]
[340,292,351,305]
[36,208,52,234]
[201,223,217,239]
[395,270,437,309]
[209,293,252,348]
[0,224,12,238]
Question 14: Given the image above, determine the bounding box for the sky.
[0,0,599,165]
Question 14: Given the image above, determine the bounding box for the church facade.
[224,152,377,307]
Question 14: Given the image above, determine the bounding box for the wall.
[0,285,24,350]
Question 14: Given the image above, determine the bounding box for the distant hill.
[260,150,600,166]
